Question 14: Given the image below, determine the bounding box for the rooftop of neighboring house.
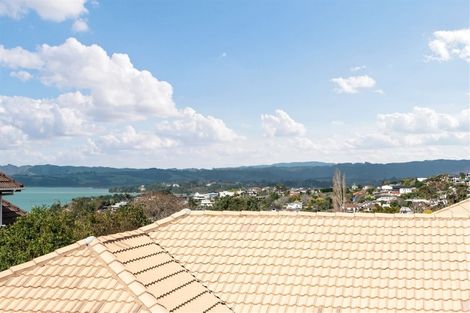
[0,172,23,192]
[1,199,26,225]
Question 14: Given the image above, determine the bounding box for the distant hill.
[1,159,469,188]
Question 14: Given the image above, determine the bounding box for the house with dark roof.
[0,172,24,226]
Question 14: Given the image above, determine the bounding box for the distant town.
[113,171,470,215]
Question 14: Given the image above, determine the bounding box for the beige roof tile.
[0,231,232,313]
[142,209,469,313]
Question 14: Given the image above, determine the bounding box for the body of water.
[4,187,112,211]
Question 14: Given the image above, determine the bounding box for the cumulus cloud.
[261,109,306,137]
[0,95,89,139]
[330,75,376,94]
[1,38,178,120]
[94,126,177,152]
[349,107,470,149]
[0,45,43,69]
[0,124,26,149]
[9,70,32,81]
[378,106,467,133]
[156,107,241,143]
[0,38,241,156]
[72,18,89,32]
[427,29,470,63]
[0,0,87,21]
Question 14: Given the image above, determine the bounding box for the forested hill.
[1,159,469,188]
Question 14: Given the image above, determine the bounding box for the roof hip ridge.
[87,236,168,313]
[139,208,192,232]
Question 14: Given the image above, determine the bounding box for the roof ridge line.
[87,236,168,313]
[139,208,192,233]
[0,238,90,281]
[184,210,470,219]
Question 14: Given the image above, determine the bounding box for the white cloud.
[378,106,466,133]
[0,45,43,69]
[94,126,177,152]
[9,70,32,81]
[427,29,470,63]
[72,18,89,32]
[0,38,241,157]
[349,107,470,149]
[0,124,26,149]
[0,95,89,139]
[156,107,241,143]
[1,38,178,120]
[0,0,87,22]
[330,75,376,94]
[261,109,306,138]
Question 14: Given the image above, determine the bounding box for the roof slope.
[1,199,26,225]
[433,198,470,217]
[0,173,23,191]
[0,229,231,313]
[147,210,470,313]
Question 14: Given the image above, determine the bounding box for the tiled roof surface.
[0,241,150,313]
[1,199,26,225]
[433,198,470,217]
[148,210,470,313]
[0,230,232,313]
[0,173,23,191]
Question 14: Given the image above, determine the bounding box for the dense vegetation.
[0,197,150,271]
[3,159,469,188]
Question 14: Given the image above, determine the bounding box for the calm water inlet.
[4,187,112,211]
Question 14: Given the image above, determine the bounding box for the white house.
[285,201,303,211]
[399,187,413,195]
[381,185,393,191]
[193,192,209,201]
[200,199,213,207]
[219,191,235,197]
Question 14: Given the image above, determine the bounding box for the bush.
[0,200,150,272]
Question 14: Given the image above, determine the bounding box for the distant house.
[192,192,208,201]
[381,185,393,191]
[200,199,213,208]
[219,191,235,197]
[285,201,302,211]
[399,187,413,195]
[1,199,26,225]
[0,172,24,226]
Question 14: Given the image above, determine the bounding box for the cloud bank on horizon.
[0,1,468,168]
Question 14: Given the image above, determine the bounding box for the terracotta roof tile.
[146,209,470,313]
[0,172,23,191]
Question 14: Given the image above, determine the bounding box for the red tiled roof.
[0,173,23,191]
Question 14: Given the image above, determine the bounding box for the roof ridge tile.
[139,208,191,232]
[87,237,167,313]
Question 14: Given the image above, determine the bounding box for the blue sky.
[0,0,469,168]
